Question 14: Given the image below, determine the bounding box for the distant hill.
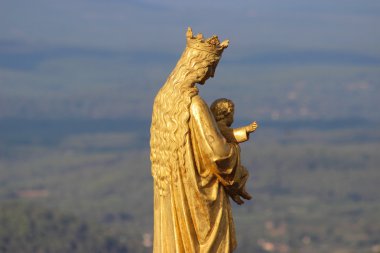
[0,201,129,253]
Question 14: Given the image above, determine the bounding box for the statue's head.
[210,98,235,127]
[185,27,229,85]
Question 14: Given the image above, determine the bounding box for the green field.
[1,120,379,253]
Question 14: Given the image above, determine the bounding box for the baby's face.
[225,110,234,127]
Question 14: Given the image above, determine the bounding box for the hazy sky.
[1,0,379,55]
[1,0,379,120]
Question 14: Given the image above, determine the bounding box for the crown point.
[186,27,193,38]
[220,40,229,48]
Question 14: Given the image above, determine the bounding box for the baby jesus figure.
[210,98,258,205]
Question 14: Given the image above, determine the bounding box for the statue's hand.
[246,121,258,133]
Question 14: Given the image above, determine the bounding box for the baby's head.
[210,98,235,126]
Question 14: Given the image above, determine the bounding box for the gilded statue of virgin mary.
[150,28,250,253]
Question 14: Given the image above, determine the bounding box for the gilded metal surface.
[150,28,257,253]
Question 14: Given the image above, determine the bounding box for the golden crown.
[186,27,229,55]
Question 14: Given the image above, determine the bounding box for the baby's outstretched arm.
[245,121,258,134]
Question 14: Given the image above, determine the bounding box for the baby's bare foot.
[240,190,252,200]
[232,195,244,205]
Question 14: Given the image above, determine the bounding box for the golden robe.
[153,95,246,253]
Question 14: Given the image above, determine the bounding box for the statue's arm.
[232,127,249,143]
[190,96,233,161]
[191,96,247,187]
[233,120,259,143]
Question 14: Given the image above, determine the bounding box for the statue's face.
[197,61,219,85]
[225,111,234,127]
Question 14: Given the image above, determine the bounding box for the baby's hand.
[246,121,258,133]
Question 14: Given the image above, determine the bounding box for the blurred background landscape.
[1,0,379,252]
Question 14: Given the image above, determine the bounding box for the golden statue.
[150,27,258,253]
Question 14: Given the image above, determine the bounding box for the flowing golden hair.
[150,46,220,195]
